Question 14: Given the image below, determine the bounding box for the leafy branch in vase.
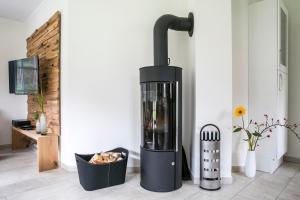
[233,106,300,151]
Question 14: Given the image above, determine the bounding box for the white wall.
[284,0,300,159]
[189,0,233,181]
[26,0,234,179]
[26,0,192,167]
[232,0,249,167]
[0,18,27,146]
[64,0,191,167]
[25,0,66,36]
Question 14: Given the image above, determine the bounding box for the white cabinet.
[249,0,288,173]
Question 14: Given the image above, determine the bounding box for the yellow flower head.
[234,106,246,117]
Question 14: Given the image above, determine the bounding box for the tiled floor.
[0,149,299,200]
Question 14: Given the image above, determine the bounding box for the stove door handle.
[175,81,179,152]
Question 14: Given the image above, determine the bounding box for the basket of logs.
[75,147,129,191]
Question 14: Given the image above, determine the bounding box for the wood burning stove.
[139,13,193,192]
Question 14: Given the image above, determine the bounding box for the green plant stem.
[242,116,245,129]
[249,135,255,151]
[248,137,252,151]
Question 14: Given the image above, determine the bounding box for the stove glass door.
[141,82,177,151]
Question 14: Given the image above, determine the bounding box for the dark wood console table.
[12,127,59,172]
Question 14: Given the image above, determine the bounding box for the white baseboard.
[232,157,284,174]
[61,163,77,172]
[191,174,200,185]
[127,167,140,173]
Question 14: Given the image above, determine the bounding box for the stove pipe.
[154,13,194,66]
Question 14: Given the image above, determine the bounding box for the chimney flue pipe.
[153,12,194,66]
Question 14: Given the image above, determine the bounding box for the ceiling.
[0,0,44,22]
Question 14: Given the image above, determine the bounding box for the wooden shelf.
[12,127,59,172]
[12,127,56,141]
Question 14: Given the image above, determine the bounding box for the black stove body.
[139,13,193,192]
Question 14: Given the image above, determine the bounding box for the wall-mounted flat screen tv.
[9,56,39,95]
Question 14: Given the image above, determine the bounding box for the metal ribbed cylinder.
[200,124,221,190]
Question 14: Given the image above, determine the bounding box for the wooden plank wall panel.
[27,11,61,136]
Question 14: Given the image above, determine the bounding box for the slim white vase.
[245,150,256,178]
[36,120,41,134]
[39,113,47,135]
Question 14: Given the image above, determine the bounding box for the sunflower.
[234,106,246,117]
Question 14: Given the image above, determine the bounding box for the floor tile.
[0,178,48,197]
[274,162,300,178]
[277,185,300,200]
[290,171,300,185]
[1,149,299,200]
[231,194,256,200]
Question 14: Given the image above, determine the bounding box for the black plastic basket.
[75,147,129,191]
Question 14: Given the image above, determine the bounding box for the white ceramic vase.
[36,120,41,134]
[245,150,256,178]
[39,113,47,135]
